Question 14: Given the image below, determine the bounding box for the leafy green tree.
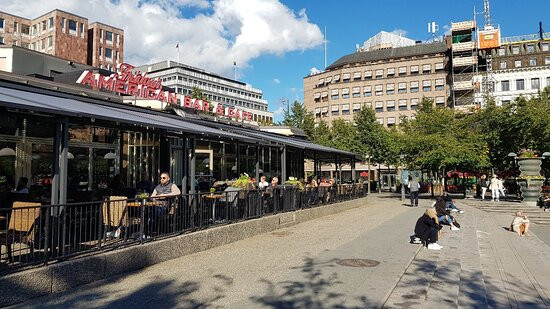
[330,119,359,153]
[190,87,208,101]
[282,100,315,140]
[354,106,394,164]
[312,120,332,147]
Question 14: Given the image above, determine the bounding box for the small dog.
[510,211,529,236]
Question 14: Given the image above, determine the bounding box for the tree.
[400,97,490,175]
[282,100,315,140]
[190,87,208,101]
[330,119,359,153]
[312,120,331,147]
[354,106,394,164]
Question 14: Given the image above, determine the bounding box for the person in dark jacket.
[413,208,443,250]
[434,196,460,230]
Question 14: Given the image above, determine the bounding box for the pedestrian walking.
[480,174,488,200]
[408,176,420,207]
[497,177,506,200]
[490,175,500,202]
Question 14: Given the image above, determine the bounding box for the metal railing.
[0,184,367,273]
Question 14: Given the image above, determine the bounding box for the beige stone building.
[304,41,450,127]
[0,9,123,69]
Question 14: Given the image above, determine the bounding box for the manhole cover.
[271,231,292,237]
[336,259,380,267]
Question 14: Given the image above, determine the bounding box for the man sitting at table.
[148,172,181,235]
[152,172,181,197]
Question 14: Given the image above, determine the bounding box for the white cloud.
[442,24,451,36]
[272,105,285,117]
[3,0,323,77]
[309,67,321,75]
[273,78,280,84]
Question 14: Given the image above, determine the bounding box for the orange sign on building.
[478,28,501,49]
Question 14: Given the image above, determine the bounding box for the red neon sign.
[77,63,255,122]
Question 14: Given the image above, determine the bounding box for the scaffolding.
[450,19,479,109]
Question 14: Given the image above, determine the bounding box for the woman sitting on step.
[413,208,443,250]
[510,211,530,236]
[434,197,461,231]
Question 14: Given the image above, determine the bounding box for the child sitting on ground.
[510,211,529,236]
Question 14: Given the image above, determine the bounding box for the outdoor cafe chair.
[0,201,41,263]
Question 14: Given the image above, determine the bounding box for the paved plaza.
[13,194,550,308]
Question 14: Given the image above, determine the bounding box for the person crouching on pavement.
[510,211,530,236]
[434,196,460,231]
[413,208,443,250]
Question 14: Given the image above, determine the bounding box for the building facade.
[482,32,550,106]
[304,40,449,128]
[135,61,274,124]
[0,9,123,68]
[88,22,124,70]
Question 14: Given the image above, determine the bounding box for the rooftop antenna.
[427,21,439,42]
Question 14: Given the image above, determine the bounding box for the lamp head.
[542,152,550,158]
[507,152,517,158]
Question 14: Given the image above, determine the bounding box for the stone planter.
[517,158,543,206]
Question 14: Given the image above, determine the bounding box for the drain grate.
[336,258,380,268]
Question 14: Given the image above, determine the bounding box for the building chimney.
[540,21,544,40]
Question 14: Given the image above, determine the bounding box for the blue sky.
[242,0,550,121]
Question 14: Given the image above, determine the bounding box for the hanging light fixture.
[104,152,117,160]
[0,147,16,156]
[67,152,75,159]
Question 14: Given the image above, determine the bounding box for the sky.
[2,0,550,121]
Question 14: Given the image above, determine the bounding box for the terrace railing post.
[43,206,51,264]
[139,199,145,244]
[97,199,104,249]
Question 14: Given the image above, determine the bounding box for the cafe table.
[203,194,225,221]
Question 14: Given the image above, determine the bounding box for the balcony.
[451,21,476,32]
[452,56,477,67]
[452,41,475,52]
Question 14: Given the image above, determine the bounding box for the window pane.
[69,20,77,31]
[106,31,113,41]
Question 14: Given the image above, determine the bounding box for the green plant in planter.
[284,176,304,191]
[518,149,538,158]
[233,173,251,189]
[210,187,216,194]
[136,192,149,200]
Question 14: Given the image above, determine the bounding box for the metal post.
[313,152,318,178]
[367,156,371,195]
[281,146,287,182]
[351,157,356,183]
[255,145,260,181]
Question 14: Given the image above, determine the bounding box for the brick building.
[0,9,123,69]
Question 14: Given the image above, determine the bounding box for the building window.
[40,38,45,50]
[49,17,54,28]
[498,48,505,56]
[375,102,383,113]
[515,60,522,68]
[387,68,395,77]
[47,35,53,47]
[542,43,549,52]
[116,34,120,46]
[435,63,444,71]
[375,69,383,79]
[422,80,431,92]
[99,29,103,39]
[98,47,102,57]
[115,51,119,61]
[13,21,18,33]
[501,100,511,105]
[529,58,537,66]
[386,84,395,95]
[398,66,407,76]
[42,20,46,32]
[375,85,383,96]
[512,45,520,55]
[422,64,431,73]
[387,117,396,127]
[105,48,113,60]
[376,118,384,125]
[0,18,4,29]
[61,17,66,32]
[410,81,419,93]
[531,78,540,90]
[386,101,395,112]
[410,65,419,74]
[547,77,550,87]
[410,98,419,110]
[398,82,407,94]
[331,105,339,116]
[352,87,361,98]
[79,23,84,38]
[364,71,372,80]
[0,36,4,44]
[516,79,525,90]
[106,31,113,43]
[398,99,407,111]
[545,56,550,65]
[499,61,507,69]
[68,20,77,35]
[526,44,535,53]
[363,86,372,97]
[342,88,350,99]
[501,80,510,91]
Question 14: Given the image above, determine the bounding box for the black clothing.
[414,214,440,243]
